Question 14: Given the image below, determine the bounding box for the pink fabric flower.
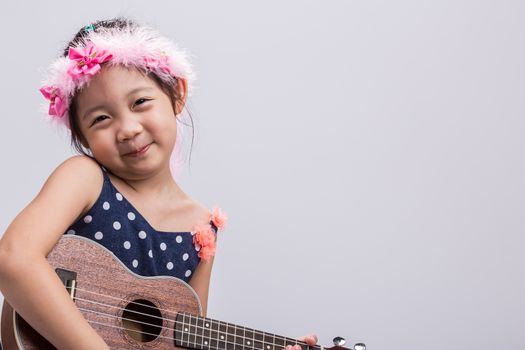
[211,207,228,231]
[144,55,173,75]
[193,223,216,261]
[39,86,67,117]
[67,42,112,79]
[199,245,216,261]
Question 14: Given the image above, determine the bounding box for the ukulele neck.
[174,312,320,350]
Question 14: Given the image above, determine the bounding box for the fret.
[209,319,219,349]
[174,313,186,348]
[197,316,207,348]
[253,330,264,350]
[187,314,195,348]
[244,328,254,348]
[226,323,236,350]
[174,313,322,350]
[274,336,285,349]
[263,332,276,350]
[182,313,188,348]
[192,314,202,349]
[217,320,227,350]
[285,337,298,347]
[207,318,216,348]
[235,324,244,350]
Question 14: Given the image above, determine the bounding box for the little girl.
[0,18,316,350]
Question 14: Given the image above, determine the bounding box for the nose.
[117,116,144,143]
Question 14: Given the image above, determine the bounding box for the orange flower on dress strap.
[211,207,228,231]
[192,223,216,261]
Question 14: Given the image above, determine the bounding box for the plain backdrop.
[1,1,524,349]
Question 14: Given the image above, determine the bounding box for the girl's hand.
[286,334,318,350]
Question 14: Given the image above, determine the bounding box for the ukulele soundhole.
[121,299,163,343]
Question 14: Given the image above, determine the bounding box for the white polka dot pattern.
[63,170,207,282]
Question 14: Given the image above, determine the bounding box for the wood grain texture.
[1,235,201,350]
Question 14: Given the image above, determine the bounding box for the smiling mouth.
[124,143,152,157]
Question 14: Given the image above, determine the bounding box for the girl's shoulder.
[155,195,213,233]
[46,155,104,217]
[1,156,105,254]
[50,155,103,184]
[182,199,214,228]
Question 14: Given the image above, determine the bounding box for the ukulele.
[1,235,366,350]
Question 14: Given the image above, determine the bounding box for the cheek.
[157,117,178,144]
[154,104,178,131]
[155,114,178,148]
[85,131,114,152]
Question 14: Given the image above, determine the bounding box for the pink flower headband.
[40,24,195,127]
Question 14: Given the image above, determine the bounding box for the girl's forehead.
[89,65,151,90]
[77,65,157,102]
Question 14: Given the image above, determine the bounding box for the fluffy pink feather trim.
[40,25,195,127]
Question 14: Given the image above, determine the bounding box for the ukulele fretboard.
[175,312,320,350]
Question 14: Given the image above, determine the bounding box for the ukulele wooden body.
[1,236,355,350]
[1,235,201,349]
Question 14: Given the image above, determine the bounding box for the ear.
[174,78,188,116]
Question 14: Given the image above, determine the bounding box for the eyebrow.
[81,86,156,120]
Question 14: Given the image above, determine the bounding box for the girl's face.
[75,65,185,179]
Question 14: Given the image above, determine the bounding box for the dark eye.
[91,115,109,126]
[133,98,151,108]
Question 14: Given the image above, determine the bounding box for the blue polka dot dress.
[64,168,220,283]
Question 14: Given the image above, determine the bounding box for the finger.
[297,334,318,345]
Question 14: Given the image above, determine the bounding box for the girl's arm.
[0,156,109,349]
[188,257,214,316]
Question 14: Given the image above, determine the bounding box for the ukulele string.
[79,305,238,345]
[83,314,316,350]
[176,313,319,350]
[76,304,170,332]
[85,317,261,348]
[73,294,172,324]
[72,286,267,338]
[66,285,316,349]
[72,296,315,349]
[83,312,173,341]
[71,283,183,317]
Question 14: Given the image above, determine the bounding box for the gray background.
[1,1,524,349]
